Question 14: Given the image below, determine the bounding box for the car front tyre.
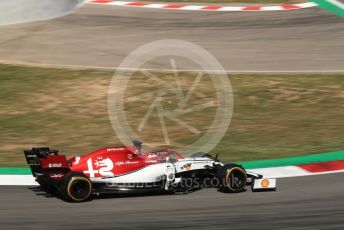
[218,164,247,193]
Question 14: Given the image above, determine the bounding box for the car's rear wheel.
[218,164,247,192]
[60,172,92,202]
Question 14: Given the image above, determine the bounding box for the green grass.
[0,64,344,166]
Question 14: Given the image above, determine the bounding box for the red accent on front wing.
[299,160,344,173]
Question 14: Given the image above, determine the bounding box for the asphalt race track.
[0,3,344,230]
[0,173,343,229]
[0,4,343,71]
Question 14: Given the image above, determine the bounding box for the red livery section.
[299,160,344,173]
[25,144,184,182]
[41,155,69,169]
[69,146,184,178]
[70,146,143,178]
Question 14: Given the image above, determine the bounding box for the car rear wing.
[24,147,69,176]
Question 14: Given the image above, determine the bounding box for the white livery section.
[91,158,216,185]
[92,163,173,183]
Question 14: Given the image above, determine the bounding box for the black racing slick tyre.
[218,164,247,193]
[60,172,92,202]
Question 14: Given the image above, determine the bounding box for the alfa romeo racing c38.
[24,141,276,202]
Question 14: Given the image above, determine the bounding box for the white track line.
[0,175,37,186]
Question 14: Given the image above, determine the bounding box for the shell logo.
[261,179,270,188]
[181,163,192,171]
[185,164,191,171]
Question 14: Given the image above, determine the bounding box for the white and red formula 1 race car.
[24,141,276,202]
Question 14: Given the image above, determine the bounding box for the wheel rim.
[68,177,92,201]
[225,167,247,192]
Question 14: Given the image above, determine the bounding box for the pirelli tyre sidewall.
[218,164,247,193]
[60,172,92,202]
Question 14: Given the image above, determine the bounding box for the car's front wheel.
[218,164,247,192]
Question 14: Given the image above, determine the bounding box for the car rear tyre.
[60,172,92,202]
[218,164,247,193]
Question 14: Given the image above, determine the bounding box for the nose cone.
[0,0,85,27]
